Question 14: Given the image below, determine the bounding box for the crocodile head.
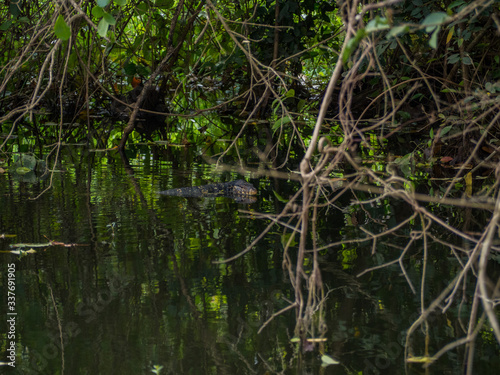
[231,180,258,196]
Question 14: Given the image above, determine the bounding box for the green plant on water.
[9,153,47,183]
[150,364,163,374]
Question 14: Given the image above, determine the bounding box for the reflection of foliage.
[1,0,500,372]
[9,153,47,183]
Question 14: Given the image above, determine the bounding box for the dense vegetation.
[1,1,499,156]
[1,0,500,373]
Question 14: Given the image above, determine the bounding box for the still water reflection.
[0,147,497,374]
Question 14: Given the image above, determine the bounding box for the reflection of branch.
[405,273,461,350]
[356,212,418,292]
[48,284,65,374]
[426,312,485,368]
[258,302,297,334]
[214,187,304,264]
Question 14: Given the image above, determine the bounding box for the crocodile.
[159,179,257,202]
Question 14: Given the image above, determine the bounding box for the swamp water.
[0,147,498,374]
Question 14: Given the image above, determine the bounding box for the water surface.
[0,147,497,374]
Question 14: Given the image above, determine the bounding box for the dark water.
[0,147,498,374]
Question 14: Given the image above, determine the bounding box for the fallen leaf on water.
[321,354,340,365]
[406,355,436,363]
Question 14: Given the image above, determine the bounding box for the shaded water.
[0,146,498,374]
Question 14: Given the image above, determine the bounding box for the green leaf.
[54,15,71,41]
[285,89,295,98]
[366,17,389,33]
[441,125,453,137]
[137,2,149,14]
[16,167,32,175]
[386,25,409,39]
[397,111,411,121]
[156,0,175,8]
[273,116,292,133]
[422,12,449,32]
[281,232,297,248]
[97,18,109,37]
[342,29,367,64]
[114,0,127,5]
[462,56,472,65]
[92,6,105,18]
[394,153,414,178]
[124,62,137,75]
[273,190,289,203]
[103,12,116,25]
[271,97,283,114]
[321,355,340,365]
[97,0,110,7]
[447,53,460,64]
[297,99,306,112]
[0,20,12,31]
[429,28,439,49]
[14,154,37,170]
[9,1,22,17]
[448,0,466,10]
